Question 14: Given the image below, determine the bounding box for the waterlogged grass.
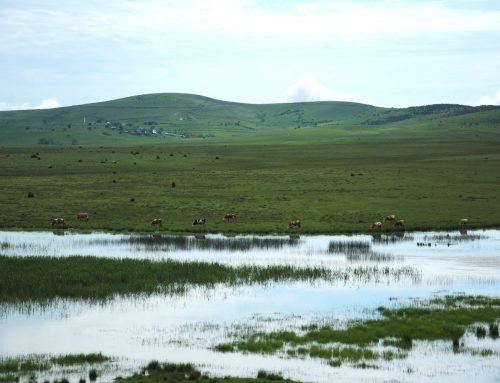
[0,255,419,302]
[49,353,110,365]
[115,361,302,383]
[0,354,110,374]
[0,356,50,374]
[0,354,111,383]
[215,296,500,364]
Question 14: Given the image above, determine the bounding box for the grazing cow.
[394,219,405,227]
[371,221,382,230]
[151,218,162,227]
[51,217,65,226]
[192,218,206,226]
[288,219,301,229]
[77,212,89,220]
[223,213,237,221]
[385,214,397,223]
[459,218,468,226]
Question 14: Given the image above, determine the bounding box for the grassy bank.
[1,138,499,234]
[215,296,500,365]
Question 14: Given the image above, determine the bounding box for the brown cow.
[151,218,162,227]
[223,213,237,221]
[77,212,89,220]
[192,218,206,226]
[51,217,65,226]
[394,219,405,227]
[459,218,468,226]
[371,221,382,230]
[385,214,397,223]
[288,219,301,229]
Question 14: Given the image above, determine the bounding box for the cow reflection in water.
[52,231,64,236]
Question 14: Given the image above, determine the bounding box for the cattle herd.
[51,213,469,231]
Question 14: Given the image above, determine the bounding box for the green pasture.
[0,138,499,233]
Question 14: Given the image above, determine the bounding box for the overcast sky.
[1,0,500,110]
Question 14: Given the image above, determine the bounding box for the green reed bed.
[0,354,112,383]
[0,354,110,375]
[0,255,419,302]
[215,296,500,364]
[115,361,301,383]
[49,353,110,366]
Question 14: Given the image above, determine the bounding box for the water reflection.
[101,234,300,251]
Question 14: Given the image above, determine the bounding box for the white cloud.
[1,1,500,53]
[35,98,60,109]
[0,102,31,111]
[286,75,341,102]
[0,98,61,111]
[473,91,500,106]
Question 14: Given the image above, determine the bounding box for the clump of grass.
[476,326,487,338]
[256,370,285,381]
[383,337,413,350]
[0,375,19,383]
[116,362,302,382]
[328,360,341,368]
[489,323,499,338]
[88,369,97,381]
[50,353,110,365]
[0,357,50,373]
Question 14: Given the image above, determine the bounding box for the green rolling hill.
[1,93,498,146]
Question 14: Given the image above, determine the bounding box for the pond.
[0,230,499,382]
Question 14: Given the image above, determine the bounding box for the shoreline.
[0,225,497,237]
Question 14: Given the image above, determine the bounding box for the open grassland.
[0,137,499,233]
[215,296,500,366]
[0,255,417,302]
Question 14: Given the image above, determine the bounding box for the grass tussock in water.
[0,353,110,379]
[115,361,302,383]
[215,295,500,363]
[49,353,110,365]
[0,255,419,302]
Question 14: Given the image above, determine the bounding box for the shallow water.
[0,230,499,382]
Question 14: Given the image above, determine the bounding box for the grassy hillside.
[1,93,498,146]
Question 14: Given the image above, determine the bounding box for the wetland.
[0,229,499,382]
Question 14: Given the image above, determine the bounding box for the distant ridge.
[0,93,498,146]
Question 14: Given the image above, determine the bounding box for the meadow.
[0,137,499,233]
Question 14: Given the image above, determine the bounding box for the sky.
[1,0,500,110]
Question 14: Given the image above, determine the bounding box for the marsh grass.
[0,357,49,373]
[0,256,420,302]
[0,354,110,376]
[215,295,500,363]
[50,353,110,365]
[115,362,302,383]
[0,374,19,383]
